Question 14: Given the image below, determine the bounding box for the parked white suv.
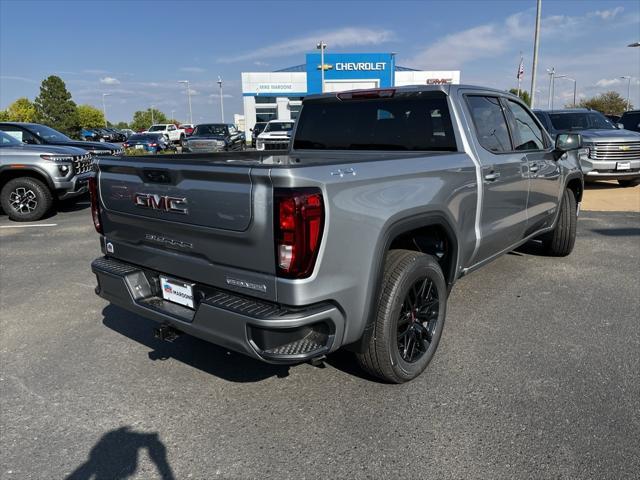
[146,124,186,145]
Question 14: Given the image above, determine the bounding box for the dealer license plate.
[617,162,631,170]
[160,276,195,309]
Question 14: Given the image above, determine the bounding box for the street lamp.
[546,68,555,109]
[620,76,632,111]
[217,76,224,123]
[316,41,327,93]
[151,104,155,125]
[178,80,193,124]
[559,76,577,107]
[102,93,111,127]
[628,42,640,47]
[171,109,176,123]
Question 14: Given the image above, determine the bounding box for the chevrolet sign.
[334,62,386,71]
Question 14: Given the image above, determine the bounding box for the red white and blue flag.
[517,57,525,80]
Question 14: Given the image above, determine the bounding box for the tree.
[114,121,129,129]
[34,76,80,137]
[77,104,105,129]
[508,88,531,106]
[3,98,37,122]
[577,91,631,116]
[0,110,9,121]
[130,108,168,131]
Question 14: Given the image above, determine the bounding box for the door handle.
[484,172,500,182]
[529,163,539,173]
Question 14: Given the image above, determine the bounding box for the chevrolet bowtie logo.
[619,145,631,151]
[317,64,333,71]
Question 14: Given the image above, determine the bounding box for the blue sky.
[1,0,639,123]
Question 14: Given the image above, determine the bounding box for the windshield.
[253,123,267,133]
[193,124,227,136]
[294,93,457,151]
[28,124,72,141]
[148,125,166,132]
[264,122,294,133]
[0,131,22,147]
[548,112,615,131]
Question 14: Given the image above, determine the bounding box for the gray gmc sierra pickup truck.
[90,85,584,383]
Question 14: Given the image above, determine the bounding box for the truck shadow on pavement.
[65,426,175,480]
[102,305,291,382]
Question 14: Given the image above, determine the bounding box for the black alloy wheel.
[397,277,440,363]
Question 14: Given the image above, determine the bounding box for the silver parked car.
[0,131,93,221]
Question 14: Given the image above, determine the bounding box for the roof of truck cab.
[303,84,519,102]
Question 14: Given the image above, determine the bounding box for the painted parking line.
[0,223,58,229]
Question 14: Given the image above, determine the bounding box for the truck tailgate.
[96,157,277,300]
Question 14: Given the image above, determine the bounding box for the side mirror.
[555,133,582,153]
[617,123,624,129]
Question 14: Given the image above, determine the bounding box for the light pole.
[530,0,542,108]
[217,76,224,123]
[178,80,193,124]
[546,68,555,109]
[102,93,111,127]
[620,76,632,111]
[171,109,175,123]
[316,41,327,93]
[560,77,577,107]
[151,104,155,125]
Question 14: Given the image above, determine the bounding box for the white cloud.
[208,93,233,99]
[0,75,37,84]
[84,69,109,75]
[187,88,200,96]
[180,67,206,73]
[218,27,395,63]
[596,78,623,87]
[590,7,624,20]
[405,6,635,70]
[254,61,270,67]
[100,76,120,85]
[406,23,506,69]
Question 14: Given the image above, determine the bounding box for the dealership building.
[241,52,460,133]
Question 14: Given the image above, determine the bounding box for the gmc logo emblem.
[134,193,188,215]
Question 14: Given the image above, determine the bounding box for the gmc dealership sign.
[426,78,453,85]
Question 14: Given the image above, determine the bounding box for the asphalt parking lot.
[1,200,639,479]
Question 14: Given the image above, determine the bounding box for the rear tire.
[618,178,639,187]
[356,250,447,383]
[1,177,53,222]
[540,188,577,257]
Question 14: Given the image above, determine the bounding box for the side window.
[506,100,546,150]
[229,125,237,134]
[0,126,38,144]
[466,96,512,153]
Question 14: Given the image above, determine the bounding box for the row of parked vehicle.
[81,127,134,143]
[532,108,640,187]
[0,121,123,221]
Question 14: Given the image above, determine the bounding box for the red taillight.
[122,143,129,148]
[88,176,103,234]
[149,143,157,147]
[275,188,324,278]
[337,88,395,100]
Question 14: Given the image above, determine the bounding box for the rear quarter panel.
[271,153,477,345]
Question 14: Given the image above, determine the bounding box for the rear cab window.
[293,91,457,151]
